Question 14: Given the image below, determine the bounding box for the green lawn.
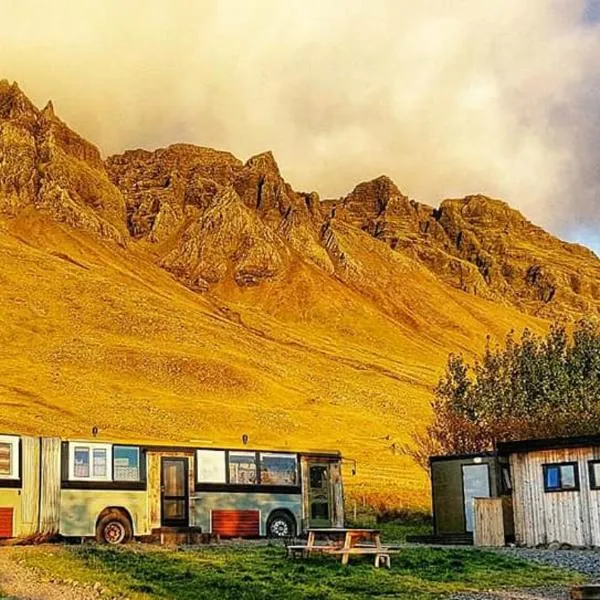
[12,543,583,600]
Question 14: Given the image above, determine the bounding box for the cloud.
[0,0,598,250]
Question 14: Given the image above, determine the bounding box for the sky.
[0,0,599,253]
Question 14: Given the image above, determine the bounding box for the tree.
[407,320,600,470]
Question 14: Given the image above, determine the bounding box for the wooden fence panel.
[19,436,41,536]
[474,497,505,547]
[39,437,61,535]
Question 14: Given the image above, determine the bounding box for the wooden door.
[161,458,188,527]
[308,463,332,527]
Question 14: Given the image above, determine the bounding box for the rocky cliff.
[2,80,597,320]
[323,177,600,318]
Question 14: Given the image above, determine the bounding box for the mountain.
[0,80,598,508]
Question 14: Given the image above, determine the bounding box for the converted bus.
[0,434,344,544]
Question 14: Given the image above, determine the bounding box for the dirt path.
[0,548,103,600]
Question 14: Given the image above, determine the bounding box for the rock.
[1,80,599,319]
[548,541,561,550]
[0,80,127,244]
[329,181,600,319]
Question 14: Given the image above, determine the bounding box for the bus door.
[308,463,332,527]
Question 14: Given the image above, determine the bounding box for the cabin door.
[161,457,189,527]
[308,463,332,527]
[462,464,490,533]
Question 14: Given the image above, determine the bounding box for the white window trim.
[0,435,19,480]
[68,442,113,482]
[196,449,226,483]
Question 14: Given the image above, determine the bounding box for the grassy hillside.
[0,211,542,508]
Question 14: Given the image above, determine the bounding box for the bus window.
[229,451,257,484]
[260,453,297,485]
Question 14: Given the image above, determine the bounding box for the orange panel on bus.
[211,509,260,537]
[0,507,13,538]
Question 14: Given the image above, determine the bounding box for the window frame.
[500,464,512,495]
[588,460,600,490]
[228,450,259,485]
[195,449,227,484]
[259,452,298,487]
[62,441,146,490]
[68,442,113,482]
[542,461,580,493]
[0,435,20,483]
[113,445,141,482]
[194,447,303,494]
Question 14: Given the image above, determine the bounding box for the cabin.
[498,434,600,547]
[0,434,344,543]
[428,452,513,544]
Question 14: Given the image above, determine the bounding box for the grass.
[346,507,434,542]
[12,543,583,600]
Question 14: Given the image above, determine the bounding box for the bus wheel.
[96,510,133,545]
[267,511,295,538]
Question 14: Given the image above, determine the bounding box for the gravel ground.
[498,547,600,579]
[446,545,600,600]
[0,548,105,600]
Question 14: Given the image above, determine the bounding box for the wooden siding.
[211,509,260,537]
[473,498,504,547]
[330,461,344,527]
[510,447,600,546]
[20,436,40,536]
[38,438,61,535]
[0,507,13,538]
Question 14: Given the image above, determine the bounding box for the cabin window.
[68,443,112,481]
[543,462,579,492]
[501,465,512,494]
[113,446,140,481]
[196,450,226,483]
[259,453,297,485]
[0,435,19,480]
[588,460,600,490]
[228,451,257,484]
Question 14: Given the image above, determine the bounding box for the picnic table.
[287,527,395,567]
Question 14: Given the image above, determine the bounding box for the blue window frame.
[543,462,579,492]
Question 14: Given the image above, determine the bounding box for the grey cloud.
[0,0,598,249]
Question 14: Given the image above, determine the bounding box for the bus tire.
[267,510,296,538]
[95,509,133,545]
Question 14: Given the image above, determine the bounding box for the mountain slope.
[0,81,597,507]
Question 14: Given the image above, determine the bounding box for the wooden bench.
[286,544,340,559]
[331,546,398,568]
[287,543,398,568]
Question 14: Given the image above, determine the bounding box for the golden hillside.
[0,80,597,508]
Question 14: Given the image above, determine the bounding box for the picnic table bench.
[286,528,399,568]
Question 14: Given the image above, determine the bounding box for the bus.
[0,434,345,544]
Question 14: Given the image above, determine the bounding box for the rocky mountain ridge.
[2,81,598,506]
[1,79,598,321]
